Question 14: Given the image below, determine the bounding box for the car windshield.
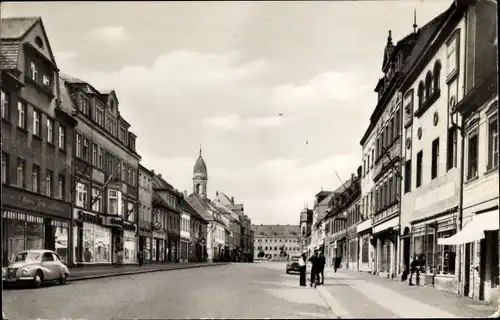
[14,252,42,262]
[291,256,300,262]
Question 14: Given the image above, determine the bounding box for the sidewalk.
[68,262,229,281]
[317,267,496,318]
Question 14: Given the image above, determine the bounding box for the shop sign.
[103,216,123,228]
[76,210,103,224]
[2,186,70,218]
[123,221,136,232]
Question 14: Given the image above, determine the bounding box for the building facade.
[61,74,140,267]
[182,195,207,262]
[253,224,301,261]
[138,164,153,263]
[440,0,499,303]
[299,208,313,254]
[399,2,468,292]
[309,191,334,258]
[1,17,77,267]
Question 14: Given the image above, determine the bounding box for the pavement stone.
[317,267,497,318]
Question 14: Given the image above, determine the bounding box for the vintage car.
[2,249,70,288]
[286,255,301,274]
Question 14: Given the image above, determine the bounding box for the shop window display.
[361,237,369,263]
[2,212,44,266]
[145,237,151,260]
[123,233,137,263]
[158,240,165,262]
[152,239,157,262]
[74,223,112,264]
[53,224,69,264]
[425,224,436,274]
[436,229,457,275]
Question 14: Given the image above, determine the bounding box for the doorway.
[464,242,472,297]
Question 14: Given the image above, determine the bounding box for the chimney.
[351,173,355,181]
[158,173,162,179]
[231,196,234,204]
[151,170,155,175]
[184,190,188,198]
[216,191,219,196]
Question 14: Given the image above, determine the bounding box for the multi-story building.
[308,191,334,258]
[179,201,191,263]
[440,0,498,303]
[324,173,361,269]
[1,17,77,266]
[299,207,313,254]
[151,187,168,263]
[138,164,153,263]
[181,193,207,262]
[61,73,141,266]
[152,173,181,262]
[252,224,301,261]
[187,149,228,262]
[249,228,255,262]
[399,0,470,292]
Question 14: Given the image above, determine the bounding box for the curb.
[316,285,351,319]
[67,263,229,282]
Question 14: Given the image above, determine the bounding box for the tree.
[258,250,265,258]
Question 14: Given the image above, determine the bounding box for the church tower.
[193,146,208,198]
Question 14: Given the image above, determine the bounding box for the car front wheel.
[33,270,43,288]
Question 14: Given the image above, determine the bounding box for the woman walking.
[299,253,307,286]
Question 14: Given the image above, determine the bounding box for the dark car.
[286,255,301,274]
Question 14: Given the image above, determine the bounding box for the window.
[17,101,26,129]
[79,94,90,115]
[425,71,433,98]
[58,125,65,150]
[127,202,134,222]
[42,74,50,87]
[367,155,370,172]
[32,164,40,193]
[467,128,479,180]
[32,109,41,136]
[47,118,53,143]
[76,134,82,158]
[120,127,127,143]
[92,187,102,212]
[487,115,499,170]
[363,160,366,175]
[75,182,88,208]
[95,105,104,126]
[92,144,98,166]
[45,170,52,197]
[446,36,457,77]
[57,174,64,200]
[431,138,440,179]
[447,126,458,170]
[16,158,25,188]
[1,152,8,183]
[1,90,9,120]
[395,110,401,136]
[98,146,103,170]
[108,189,118,215]
[30,62,38,82]
[83,138,89,161]
[418,82,425,108]
[416,151,423,188]
[433,61,441,92]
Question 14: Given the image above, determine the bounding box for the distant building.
[299,208,313,253]
[252,224,301,261]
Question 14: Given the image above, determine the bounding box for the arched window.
[433,60,442,92]
[425,71,433,98]
[418,81,425,108]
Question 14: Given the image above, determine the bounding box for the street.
[2,262,334,319]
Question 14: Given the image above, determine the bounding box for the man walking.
[318,251,326,285]
[409,255,420,286]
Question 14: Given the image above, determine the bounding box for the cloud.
[271,71,371,109]
[89,26,126,41]
[201,114,288,131]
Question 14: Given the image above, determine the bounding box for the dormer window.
[30,62,39,82]
[95,103,104,127]
[433,61,441,92]
[425,71,433,98]
[78,94,90,116]
[417,81,425,108]
[120,127,127,144]
[35,36,44,49]
[42,75,50,87]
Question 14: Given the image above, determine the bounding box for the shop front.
[356,218,373,273]
[347,234,358,271]
[2,186,71,267]
[412,210,458,292]
[72,209,112,265]
[168,234,180,262]
[180,238,189,262]
[139,231,152,264]
[152,231,166,263]
[438,209,498,300]
[372,215,399,279]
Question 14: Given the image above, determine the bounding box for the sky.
[3,0,452,225]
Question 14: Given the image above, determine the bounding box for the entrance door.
[403,237,410,273]
[464,243,471,296]
[479,238,486,300]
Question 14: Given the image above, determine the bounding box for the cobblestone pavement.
[316,267,497,318]
[2,262,334,319]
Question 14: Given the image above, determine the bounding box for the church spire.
[413,9,418,34]
[199,144,202,156]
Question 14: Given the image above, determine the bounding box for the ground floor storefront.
[139,232,152,264]
[438,206,499,303]
[180,238,189,262]
[346,229,358,271]
[167,235,180,262]
[72,209,138,266]
[356,218,374,273]
[372,215,399,279]
[411,209,458,293]
[1,186,72,267]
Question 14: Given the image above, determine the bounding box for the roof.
[1,17,39,39]
[187,193,215,222]
[318,192,334,206]
[193,151,208,178]
[180,197,207,224]
[58,77,78,116]
[252,225,300,238]
[0,40,20,70]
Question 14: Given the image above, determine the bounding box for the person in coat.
[298,253,307,286]
[409,255,420,286]
[309,251,320,287]
[318,251,326,285]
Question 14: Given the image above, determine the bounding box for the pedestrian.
[309,250,319,287]
[298,253,307,286]
[409,255,420,286]
[318,251,326,285]
[333,256,338,273]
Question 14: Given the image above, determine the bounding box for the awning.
[438,210,499,245]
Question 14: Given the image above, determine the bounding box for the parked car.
[286,255,301,274]
[2,249,70,288]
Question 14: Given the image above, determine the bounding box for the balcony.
[373,201,399,226]
[373,137,401,182]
